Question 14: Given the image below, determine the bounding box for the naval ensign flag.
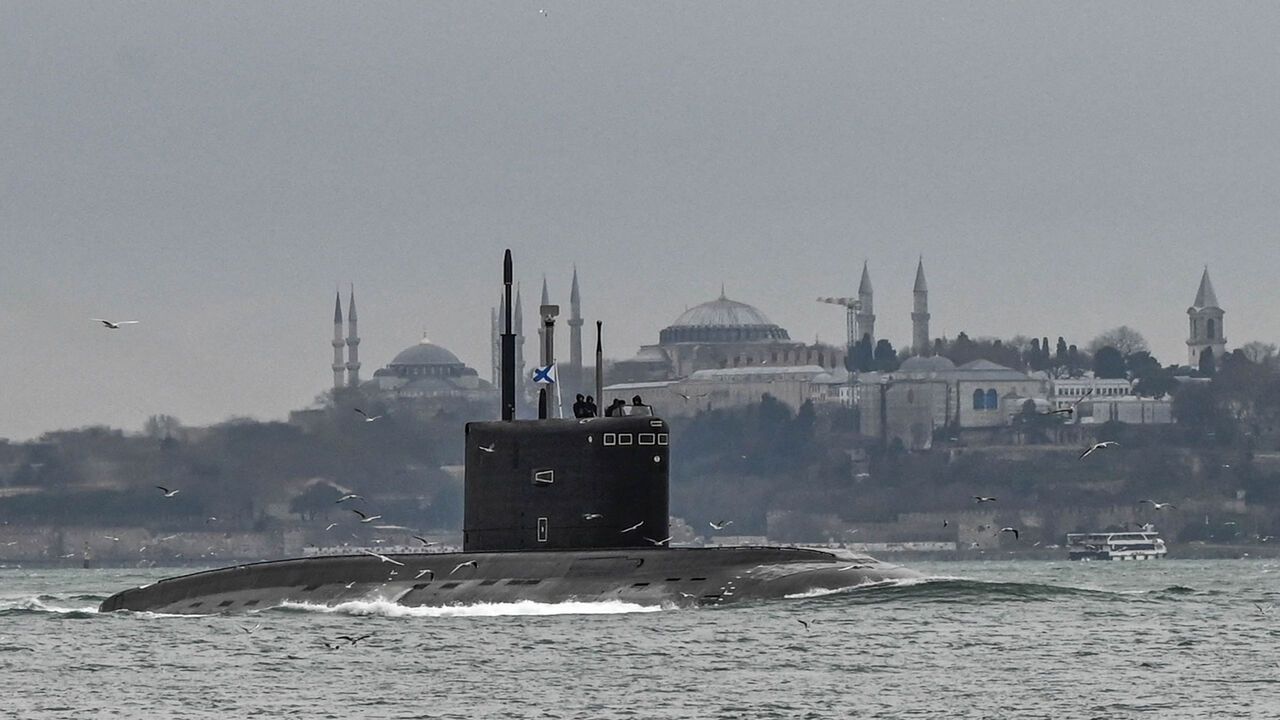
[532,364,556,384]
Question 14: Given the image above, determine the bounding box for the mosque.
[325,288,498,421]
[315,264,1224,433]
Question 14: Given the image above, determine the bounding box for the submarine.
[100,250,919,615]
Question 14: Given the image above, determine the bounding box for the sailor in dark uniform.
[572,394,587,418]
[584,395,598,417]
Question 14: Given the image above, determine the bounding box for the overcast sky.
[3,2,1278,440]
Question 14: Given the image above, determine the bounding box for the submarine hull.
[99,546,919,614]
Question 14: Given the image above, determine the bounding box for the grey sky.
[3,2,1278,440]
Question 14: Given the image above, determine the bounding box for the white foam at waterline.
[277,597,663,617]
[783,575,945,600]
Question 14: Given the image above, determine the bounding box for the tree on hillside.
[872,339,899,372]
[1240,341,1278,367]
[1089,326,1149,356]
[1093,346,1126,379]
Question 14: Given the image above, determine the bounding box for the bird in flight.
[973,496,997,503]
[451,560,478,575]
[644,536,672,546]
[709,520,734,530]
[478,443,496,453]
[582,513,604,521]
[415,568,435,579]
[362,550,404,566]
[1139,499,1177,510]
[324,522,339,531]
[156,486,180,498]
[335,493,363,504]
[412,535,435,546]
[240,624,261,634]
[1080,441,1119,459]
[998,527,1019,540]
[103,535,120,542]
[337,634,372,646]
[93,318,140,329]
[797,619,811,630]
[353,408,381,422]
[350,509,382,523]
[621,521,644,533]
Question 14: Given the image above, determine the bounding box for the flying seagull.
[478,443,496,453]
[644,536,672,546]
[999,527,1019,540]
[621,521,644,533]
[335,494,363,504]
[155,486,180,498]
[973,496,997,503]
[240,624,261,634]
[450,560,478,575]
[93,318,139,329]
[709,520,734,530]
[412,535,435,546]
[324,522,339,531]
[350,509,382,523]
[582,513,604,520]
[353,408,382,422]
[103,535,120,542]
[797,619,811,630]
[1079,441,1119,459]
[362,549,404,566]
[1139,499,1177,510]
[415,568,435,579]
[336,634,372,646]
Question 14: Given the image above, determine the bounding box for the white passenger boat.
[1066,531,1167,560]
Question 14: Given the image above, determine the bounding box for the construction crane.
[817,296,860,347]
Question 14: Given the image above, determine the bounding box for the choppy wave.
[272,597,664,618]
[791,576,1125,605]
[0,596,100,617]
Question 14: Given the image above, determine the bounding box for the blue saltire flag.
[532,364,556,384]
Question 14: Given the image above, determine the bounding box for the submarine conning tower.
[463,415,670,551]
[467,249,670,552]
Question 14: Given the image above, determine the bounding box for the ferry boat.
[1066,531,1167,561]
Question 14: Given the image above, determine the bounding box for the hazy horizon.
[4,2,1278,441]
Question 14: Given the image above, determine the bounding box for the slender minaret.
[331,291,345,390]
[1187,266,1226,365]
[568,266,584,389]
[514,283,526,402]
[537,276,550,357]
[491,295,502,386]
[855,261,875,345]
[345,284,361,387]
[911,257,930,355]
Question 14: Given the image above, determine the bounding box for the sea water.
[2,560,1278,718]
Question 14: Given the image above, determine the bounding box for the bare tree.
[1239,341,1278,366]
[1088,326,1149,356]
[143,414,183,440]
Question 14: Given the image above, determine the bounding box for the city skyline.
[3,3,1278,440]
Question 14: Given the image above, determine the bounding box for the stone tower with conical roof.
[855,261,875,345]
[1187,267,1226,365]
[911,257,930,355]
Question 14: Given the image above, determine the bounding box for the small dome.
[389,336,463,367]
[671,294,775,328]
[898,355,956,373]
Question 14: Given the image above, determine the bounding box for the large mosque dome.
[388,337,464,369]
[660,292,791,344]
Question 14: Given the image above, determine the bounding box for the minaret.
[491,295,502,386]
[1187,266,1226,365]
[568,266,584,389]
[911,257,930,355]
[514,284,526,402]
[345,285,361,387]
[855,261,875,345]
[331,291,345,390]
[537,276,550,356]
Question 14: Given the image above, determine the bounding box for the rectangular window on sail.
[603,433,617,446]
[639,433,656,445]
[658,434,669,445]
[537,517,548,542]
[619,434,633,445]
